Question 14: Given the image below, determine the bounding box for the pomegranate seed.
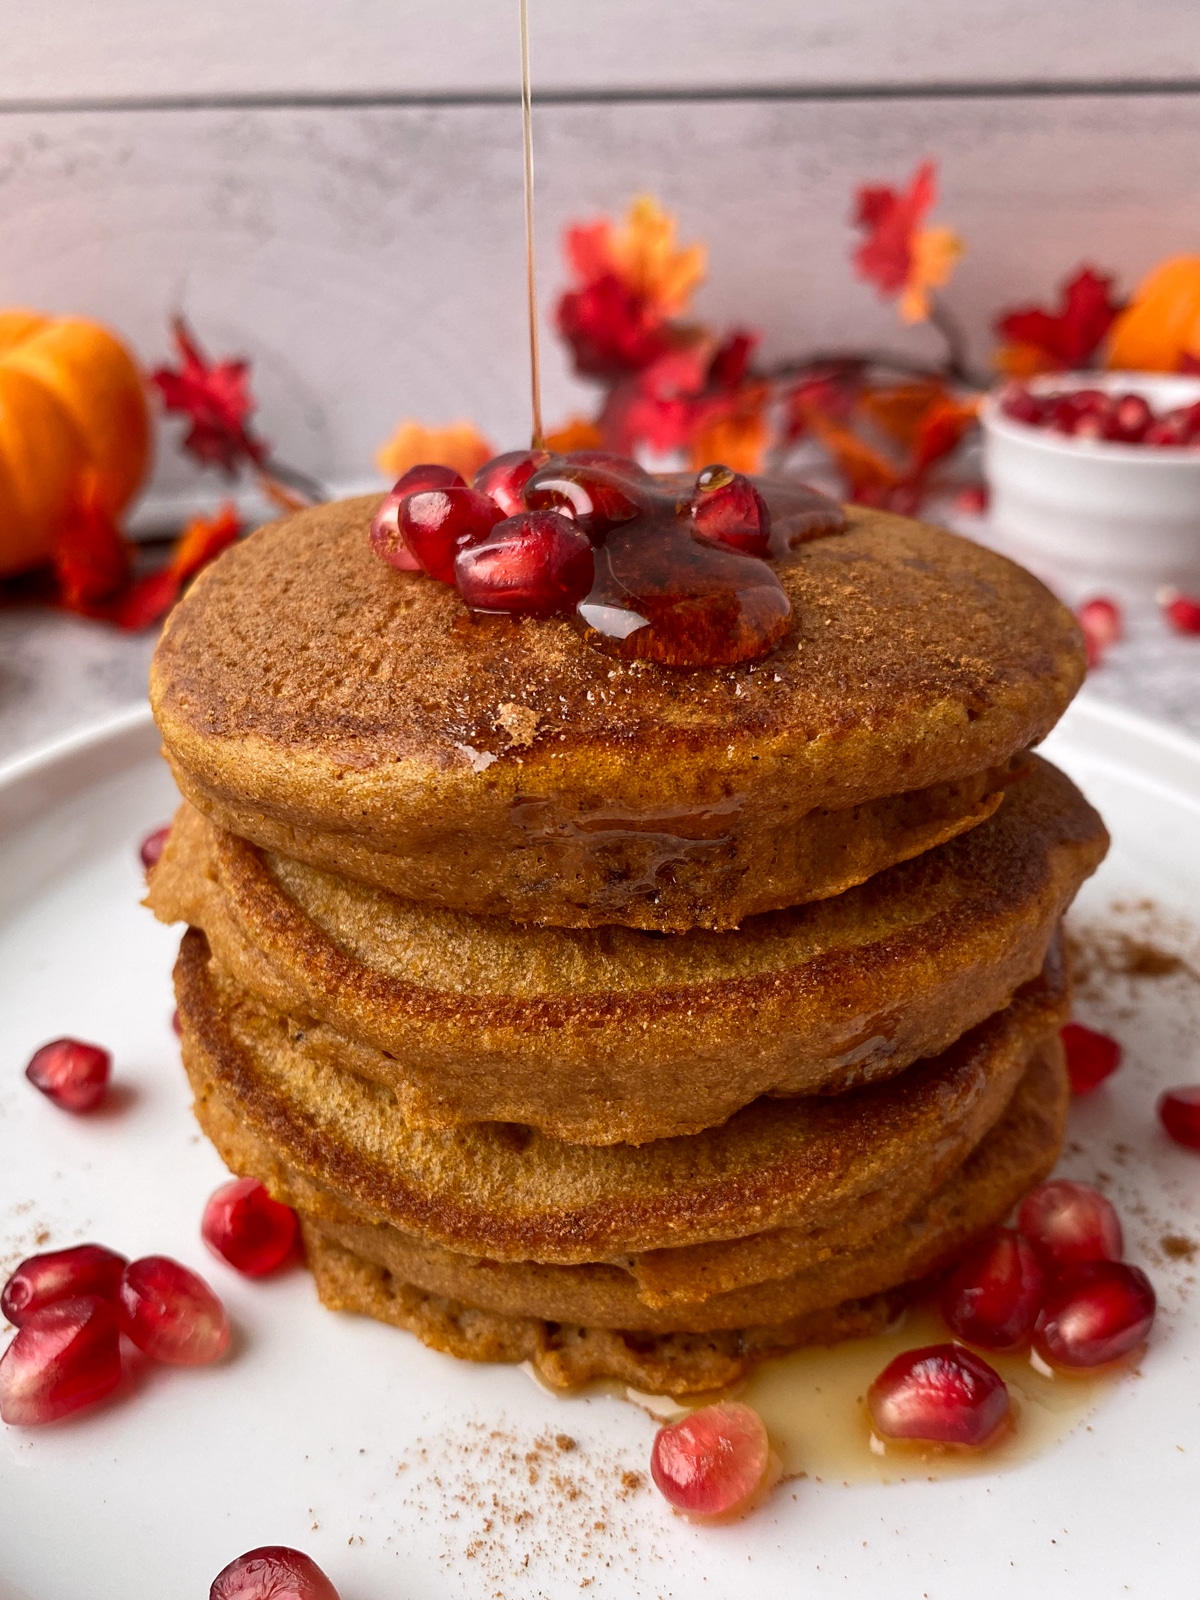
[139,825,170,870]
[1077,596,1122,668]
[455,511,595,617]
[954,483,989,515]
[1035,1260,1156,1369]
[391,463,467,496]
[369,488,420,571]
[868,1343,1009,1448]
[1050,389,1111,437]
[690,464,772,558]
[202,1178,298,1276]
[1105,392,1154,442]
[1158,1085,1200,1150]
[25,1038,111,1113]
[999,383,1045,426]
[474,448,555,516]
[1159,589,1200,635]
[525,463,643,537]
[2,1244,127,1327]
[118,1256,230,1366]
[939,1228,1046,1350]
[1144,414,1190,447]
[398,487,505,583]
[566,449,653,481]
[650,1401,770,1517]
[0,1296,121,1425]
[209,1547,340,1600]
[1017,1180,1123,1269]
[171,1008,182,1037]
[1061,1021,1123,1094]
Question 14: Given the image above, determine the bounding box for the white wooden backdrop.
[1,1,1198,526]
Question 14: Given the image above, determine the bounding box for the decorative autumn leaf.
[994,267,1121,374]
[606,345,717,456]
[857,380,950,451]
[544,416,605,453]
[909,393,979,475]
[556,272,673,381]
[151,317,268,474]
[688,389,770,475]
[52,473,129,614]
[115,502,243,631]
[852,161,963,324]
[375,420,494,483]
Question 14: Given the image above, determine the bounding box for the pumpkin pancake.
[151,757,1104,1144]
[175,928,1067,1264]
[150,494,1085,931]
[298,1036,1066,1393]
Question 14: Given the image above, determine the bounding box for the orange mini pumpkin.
[1106,257,1200,373]
[0,311,150,578]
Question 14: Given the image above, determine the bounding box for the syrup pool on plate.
[626,1299,1117,1487]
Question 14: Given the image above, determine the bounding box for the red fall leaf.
[995,267,1122,370]
[151,317,269,474]
[852,161,937,296]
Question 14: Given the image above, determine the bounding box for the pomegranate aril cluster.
[1000,382,1200,446]
[0,1244,229,1426]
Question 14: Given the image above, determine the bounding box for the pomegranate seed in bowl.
[1061,1021,1123,1094]
[690,465,772,558]
[1157,1085,1200,1150]
[118,1256,230,1366]
[139,825,170,870]
[455,511,595,617]
[867,1344,1010,1449]
[1017,1180,1123,1269]
[25,1038,111,1113]
[209,1546,340,1600]
[2,1244,127,1327]
[202,1178,299,1276]
[939,1228,1046,1350]
[1035,1260,1156,1370]
[0,1295,122,1425]
[650,1401,771,1517]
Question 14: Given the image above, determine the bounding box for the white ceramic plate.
[1,697,1198,1600]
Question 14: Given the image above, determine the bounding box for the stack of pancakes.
[146,495,1106,1396]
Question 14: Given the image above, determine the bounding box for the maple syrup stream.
[520,0,546,450]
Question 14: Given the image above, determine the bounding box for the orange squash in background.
[1106,257,1200,373]
[0,311,150,578]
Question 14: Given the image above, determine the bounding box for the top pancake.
[151,493,1086,930]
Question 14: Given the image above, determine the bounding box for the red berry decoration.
[1158,1085,1200,1150]
[2,1244,127,1327]
[455,511,595,617]
[524,462,644,537]
[25,1038,111,1113]
[118,1256,230,1366]
[398,486,505,583]
[1017,1180,1123,1269]
[139,825,170,870]
[1077,596,1122,668]
[867,1344,1010,1449]
[650,1401,770,1517]
[474,448,554,516]
[202,1178,299,1276]
[939,1228,1046,1351]
[1061,1021,1123,1094]
[0,1295,122,1425]
[1160,590,1200,636]
[210,1547,340,1600]
[690,464,772,558]
[1035,1260,1156,1370]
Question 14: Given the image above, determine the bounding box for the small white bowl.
[980,371,1200,592]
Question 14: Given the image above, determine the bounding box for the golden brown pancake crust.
[176,929,1067,1264]
[150,495,1086,930]
[151,758,1104,1143]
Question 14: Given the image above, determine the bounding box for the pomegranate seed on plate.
[1159,589,1200,636]
[1035,1260,1156,1370]
[867,1343,1010,1448]
[474,448,554,516]
[398,487,505,583]
[0,1295,121,1425]
[939,1228,1046,1350]
[1061,1021,1123,1094]
[2,1244,128,1327]
[1017,1179,1123,1269]
[1157,1085,1200,1149]
[525,463,643,537]
[455,511,595,617]
[139,825,170,870]
[955,483,989,515]
[118,1256,230,1366]
[690,464,772,558]
[209,1546,340,1600]
[650,1401,770,1517]
[1077,596,1122,668]
[25,1038,111,1113]
[202,1178,299,1276]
